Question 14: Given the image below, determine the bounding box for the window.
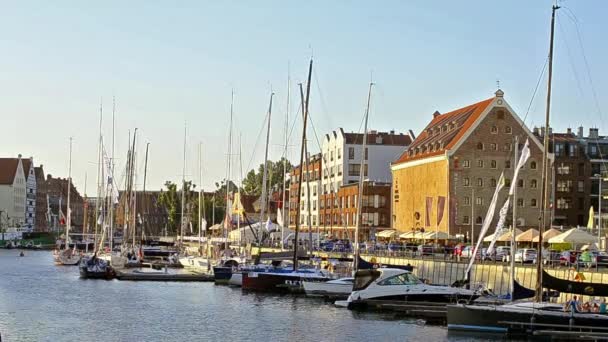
[530,179,538,189]
[578,197,585,210]
[557,180,573,192]
[505,160,511,169]
[518,179,524,188]
[530,161,537,170]
[475,197,483,205]
[463,177,470,186]
[477,178,483,187]
[590,145,598,157]
[491,160,497,169]
[337,148,341,159]
[464,196,470,205]
[517,198,524,207]
[477,142,484,150]
[330,151,334,161]
[504,126,512,134]
[348,147,355,160]
[557,198,572,209]
[378,273,421,286]
[365,148,368,160]
[463,160,470,168]
[504,143,512,151]
[477,159,484,168]
[578,163,585,176]
[475,216,483,224]
[490,143,497,151]
[491,125,498,134]
[490,178,497,187]
[505,178,511,187]
[578,181,584,193]
[463,216,470,224]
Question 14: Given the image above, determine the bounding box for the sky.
[1,1,607,195]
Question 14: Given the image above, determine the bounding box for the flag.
[466,172,505,276]
[437,196,446,226]
[277,208,284,227]
[425,197,433,227]
[486,198,510,255]
[509,139,530,196]
[232,193,244,215]
[588,206,595,229]
[97,214,104,226]
[201,218,207,232]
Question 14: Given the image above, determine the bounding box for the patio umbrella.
[531,227,561,242]
[376,229,396,239]
[548,228,597,245]
[515,228,539,242]
[423,231,455,240]
[496,228,524,242]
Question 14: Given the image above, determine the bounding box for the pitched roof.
[0,158,20,185]
[22,159,32,178]
[392,97,495,165]
[344,131,412,146]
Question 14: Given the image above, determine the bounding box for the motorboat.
[303,277,354,299]
[79,255,115,279]
[241,268,330,293]
[179,256,212,273]
[228,263,287,287]
[345,268,479,311]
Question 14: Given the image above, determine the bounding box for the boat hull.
[213,266,233,285]
[447,303,608,335]
[79,265,115,280]
[302,281,352,299]
[228,272,243,287]
[242,272,328,293]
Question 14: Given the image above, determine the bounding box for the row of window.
[461,159,537,170]
[462,177,538,189]
[324,147,368,163]
[463,196,537,207]
[556,180,586,193]
[297,194,388,211]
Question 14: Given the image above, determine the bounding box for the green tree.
[157,181,179,234]
[242,158,292,195]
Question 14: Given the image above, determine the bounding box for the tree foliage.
[242,158,292,195]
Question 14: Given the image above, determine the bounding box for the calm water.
[0,250,498,342]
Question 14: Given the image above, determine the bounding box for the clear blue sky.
[1,1,606,194]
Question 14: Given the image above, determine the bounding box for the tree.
[241,157,293,195]
[157,181,179,234]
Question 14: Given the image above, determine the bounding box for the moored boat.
[303,277,354,299]
[242,268,330,293]
[79,255,115,279]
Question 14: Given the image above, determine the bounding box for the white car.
[514,248,537,263]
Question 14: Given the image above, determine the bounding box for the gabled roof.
[22,159,32,179]
[392,97,495,165]
[0,158,20,185]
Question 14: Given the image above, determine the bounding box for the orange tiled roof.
[0,158,20,185]
[393,97,494,165]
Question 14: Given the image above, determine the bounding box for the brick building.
[391,90,548,239]
[34,165,49,231]
[46,174,85,232]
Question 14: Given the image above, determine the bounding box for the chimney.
[533,127,539,136]
[567,127,572,135]
[433,111,441,118]
[18,154,22,159]
[590,128,599,139]
[408,129,416,140]
[540,127,545,137]
[390,130,395,135]
[578,126,584,138]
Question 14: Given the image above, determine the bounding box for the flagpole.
[510,135,518,301]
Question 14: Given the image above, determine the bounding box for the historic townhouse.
[391,90,549,239]
[0,156,27,228]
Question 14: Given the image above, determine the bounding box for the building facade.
[0,157,27,229]
[22,157,37,231]
[46,174,85,232]
[34,165,49,231]
[391,90,548,239]
[288,153,322,231]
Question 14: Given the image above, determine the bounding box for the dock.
[115,270,214,282]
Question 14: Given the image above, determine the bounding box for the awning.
[532,228,561,242]
[548,228,597,244]
[515,228,539,242]
[376,229,397,238]
[496,228,524,242]
[422,231,455,240]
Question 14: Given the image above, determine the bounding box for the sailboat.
[55,138,81,266]
[446,5,608,337]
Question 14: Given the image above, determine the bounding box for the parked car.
[488,246,510,262]
[417,245,435,256]
[514,248,537,263]
[543,249,561,266]
[595,251,608,267]
[461,246,487,260]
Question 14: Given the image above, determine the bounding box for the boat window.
[353,270,381,291]
[378,273,421,286]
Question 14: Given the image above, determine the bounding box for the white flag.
[509,139,530,196]
[277,208,284,227]
[486,198,510,255]
[466,172,505,276]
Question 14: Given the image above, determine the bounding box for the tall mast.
[259,92,275,229]
[83,172,88,237]
[304,142,313,251]
[66,137,73,245]
[94,100,103,250]
[142,142,149,243]
[130,129,137,249]
[510,135,518,301]
[109,96,115,251]
[237,135,242,248]
[281,66,290,250]
[225,90,234,244]
[293,58,313,270]
[535,4,559,302]
[198,142,203,253]
[181,123,187,247]
[354,82,374,271]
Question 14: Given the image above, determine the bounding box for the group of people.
[565,295,607,314]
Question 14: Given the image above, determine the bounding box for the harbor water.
[1,250,493,342]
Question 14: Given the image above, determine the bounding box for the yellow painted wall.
[392,158,449,234]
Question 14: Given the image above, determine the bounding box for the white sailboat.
[56,137,81,266]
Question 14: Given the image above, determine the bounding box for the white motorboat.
[345,268,479,310]
[179,256,212,273]
[303,277,354,298]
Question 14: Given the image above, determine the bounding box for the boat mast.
[259,92,275,237]
[94,100,103,250]
[225,91,234,246]
[237,135,243,248]
[142,142,149,244]
[180,123,187,248]
[66,137,73,247]
[510,135,518,301]
[109,97,115,252]
[131,129,137,250]
[293,58,313,270]
[354,82,373,271]
[198,142,202,254]
[281,66,290,251]
[535,4,559,302]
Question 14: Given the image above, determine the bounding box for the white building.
[289,153,323,230]
[321,128,413,194]
[0,156,27,229]
[22,157,37,231]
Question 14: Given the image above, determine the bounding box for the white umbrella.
[376,229,396,238]
[423,231,455,240]
[532,228,561,242]
[548,228,597,244]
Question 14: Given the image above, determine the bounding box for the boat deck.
[115,270,214,282]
